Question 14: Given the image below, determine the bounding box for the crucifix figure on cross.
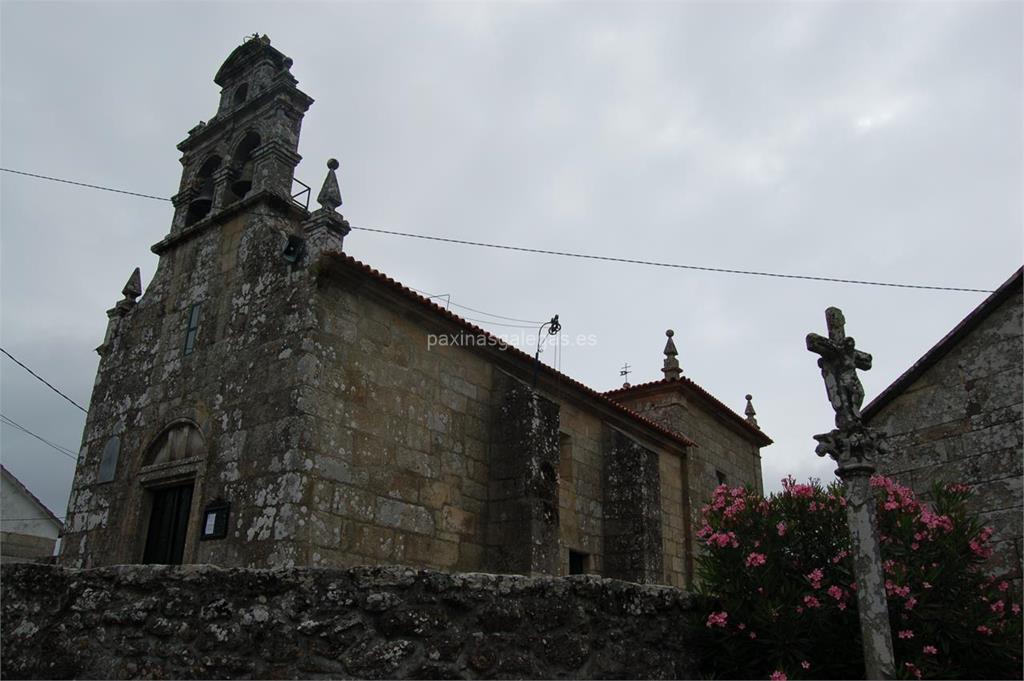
[806,307,872,429]
[806,307,885,475]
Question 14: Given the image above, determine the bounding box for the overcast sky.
[1,1,1021,523]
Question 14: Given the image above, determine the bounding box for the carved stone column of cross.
[807,307,895,680]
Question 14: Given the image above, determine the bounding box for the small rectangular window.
[183,303,201,355]
[716,470,728,486]
[569,549,589,575]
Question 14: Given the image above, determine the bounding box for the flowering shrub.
[693,476,1022,679]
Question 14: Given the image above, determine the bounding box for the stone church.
[59,36,771,588]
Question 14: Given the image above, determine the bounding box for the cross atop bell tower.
[169,35,313,234]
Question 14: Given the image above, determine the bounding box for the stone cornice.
[151,190,307,256]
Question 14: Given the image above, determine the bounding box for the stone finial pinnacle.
[316,158,343,212]
[662,329,681,380]
[744,394,759,427]
[122,267,142,301]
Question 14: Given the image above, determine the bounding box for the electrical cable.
[1,167,996,293]
[0,413,79,461]
[1,167,170,202]
[352,225,994,294]
[408,287,543,324]
[0,348,89,413]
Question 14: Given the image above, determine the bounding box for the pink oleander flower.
[992,600,1005,614]
[770,671,787,681]
[1012,604,1021,615]
[706,611,728,628]
[800,661,810,670]
[781,475,815,498]
[969,527,995,558]
[746,552,767,567]
[977,625,992,636]
[804,595,822,609]
[795,606,804,614]
[922,645,937,655]
[837,602,847,611]
[737,622,746,630]
[806,568,824,589]
[723,497,747,519]
[749,631,757,639]
[776,521,787,536]
[885,580,910,598]
[898,629,914,639]
[919,508,954,533]
[998,581,1009,592]
[707,531,739,549]
[832,550,849,564]
[905,662,922,679]
[827,585,844,601]
[904,597,917,611]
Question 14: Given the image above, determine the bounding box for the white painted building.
[1,466,62,563]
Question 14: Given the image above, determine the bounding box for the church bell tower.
[60,36,340,569]
[171,34,313,233]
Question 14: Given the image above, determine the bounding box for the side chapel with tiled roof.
[59,37,771,588]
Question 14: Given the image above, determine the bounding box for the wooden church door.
[143,483,194,564]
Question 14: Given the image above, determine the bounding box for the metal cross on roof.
[619,363,631,388]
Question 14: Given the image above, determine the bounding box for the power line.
[440,300,544,325]
[458,315,544,329]
[1,348,89,413]
[1,166,996,294]
[0,413,79,461]
[408,287,544,324]
[1,168,170,202]
[352,226,995,294]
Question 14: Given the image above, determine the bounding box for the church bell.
[231,159,254,198]
[190,175,214,213]
[185,174,215,225]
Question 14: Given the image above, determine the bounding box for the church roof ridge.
[863,265,1023,421]
[316,251,698,450]
[603,376,773,446]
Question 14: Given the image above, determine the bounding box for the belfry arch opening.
[229,131,261,201]
[232,83,249,107]
[184,156,221,226]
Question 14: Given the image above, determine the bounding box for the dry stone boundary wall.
[1,564,698,679]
